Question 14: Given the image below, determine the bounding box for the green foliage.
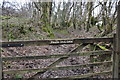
[2,16,56,40]
[90,16,98,26]
[42,26,50,33]
[0,16,11,20]
[2,22,29,40]
[15,74,23,79]
[28,27,35,32]
[47,33,55,39]
[56,29,68,34]
[0,48,4,52]
[42,26,55,39]
[8,33,16,41]
[18,25,27,35]
[96,44,109,50]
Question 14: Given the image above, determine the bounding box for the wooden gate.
[0,1,120,80]
[0,37,115,80]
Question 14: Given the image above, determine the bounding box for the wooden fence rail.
[2,50,111,61]
[3,61,112,74]
[0,37,113,47]
[40,70,112,80]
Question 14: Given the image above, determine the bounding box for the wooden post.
[117,1,120,78]
[0,48,2,80]
[0,2,2,79]
[89,44,94,77]
[114,1,120,78]
[112,34,118,78]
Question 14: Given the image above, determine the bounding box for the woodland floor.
[1,27,114,79]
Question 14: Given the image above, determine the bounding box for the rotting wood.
[0,37,113,47]
[3,61,112,74]
[2,50,111,61]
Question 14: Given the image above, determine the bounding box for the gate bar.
[0,37,113,47]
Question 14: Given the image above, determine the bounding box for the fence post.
[0,49,2,80]
[117,1,120,78]
[114,1,120,78]
[112,34,118,78]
